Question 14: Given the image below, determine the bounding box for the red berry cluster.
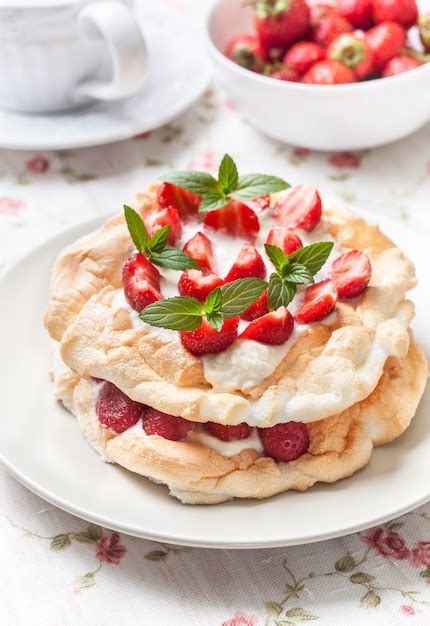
[225,0,429,84]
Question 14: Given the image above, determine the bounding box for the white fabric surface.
[1,1,430,624]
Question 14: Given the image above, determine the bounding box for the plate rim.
[0,212,429,549]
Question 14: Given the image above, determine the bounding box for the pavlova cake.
[44,155,427,504]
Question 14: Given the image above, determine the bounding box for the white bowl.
[206,0,430,151]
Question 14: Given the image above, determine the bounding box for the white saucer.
[0,213,428,549]
[0,3,210,150]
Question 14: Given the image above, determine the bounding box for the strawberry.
[240,307,294,345]
[295,279,337,323]
[266,227,303,255]
[371,0,418,29]
[206,422,252,441]
[419,14,430,51]
[157,182,200,218]
[254,0,310,49]
[225,34,265,72]
[309,3,336,25]
[178,270,223,303]
[310,13,353,48]
[327,33,374,80]
[96,382,144,433]
[283,41,326,76]
[180,318,239,356]
[182,231,214,273]
[382,54,423,76]
[269,65,300,81]
[142,407,193,441]
[364,22,406,71]
[204,200,260,242]
[144,206,182,246]
[302,58,356,83]
[241,290,269,321]
[224,243,266,282]
[273,185,322,231]
[337,0,373,30]
[330,250,371,298]
[246,195,271,211]
[258,421,309,462]
[122,253,162,312]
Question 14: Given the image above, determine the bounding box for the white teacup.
[0,0,147,113]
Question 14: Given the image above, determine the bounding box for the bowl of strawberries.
[206,0,430,150]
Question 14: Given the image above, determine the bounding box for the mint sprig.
[161,153,290,213]
[265,241,334,310]
[140,277,267,332]
[123,205,199,271]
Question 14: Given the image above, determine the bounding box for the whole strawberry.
[419,14,430,51]
[337,0,373,29]
[371,0,418,29]
[254,0,310,49]
[382,54,423,76]
[328,33,374,79]
[365,22,406,71]
[268,64,300,81]
[310,12,353,48]
[225,34,265,73]
[283,41,326,76]
[302,59,356,83]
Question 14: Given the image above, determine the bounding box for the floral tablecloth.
[1,2,430,624]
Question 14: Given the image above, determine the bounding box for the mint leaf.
[218,154,238,194]
[199,192,229,212]
[268,274,296,310]
[206,310,224,332]
[162,170,218,196]
[232,173,289,201]
[219,278,267,317]
[147,225,170,253]
[283,262,314,284]
[124,205,149,253]
[150,246,199,271]
[264,243,289,274]
[289,242,334,276]
[139,297,202,331]
[204,287,222,314]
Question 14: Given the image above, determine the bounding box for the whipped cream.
[116,408,264,457]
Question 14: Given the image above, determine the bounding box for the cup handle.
[77,1,147,101]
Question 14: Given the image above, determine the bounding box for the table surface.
[1,1,430,624]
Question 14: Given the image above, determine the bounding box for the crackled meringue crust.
[52,336,427,504]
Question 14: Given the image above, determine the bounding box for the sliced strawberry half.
[142,407,193,441]
[258,421,309,463]
[204,200,260,242]
[178,270,223,303]
[246,195,271,211]
[122,252,162,312]
[144,206,182,246]
[240,307,294,345]
[224,243,266,282]
[295,279,337,324]
[182,231,214,274]
[241,290,269,321]
[206,422,252,441]
[266,227,303,255]
[157,182,201,218]
[180,318,239,356]
[273,185,322,232]
[96,382,144,433]
[330,250,371,299]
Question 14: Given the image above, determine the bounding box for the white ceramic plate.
[0,3,210,150]
[0,213,428,549]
